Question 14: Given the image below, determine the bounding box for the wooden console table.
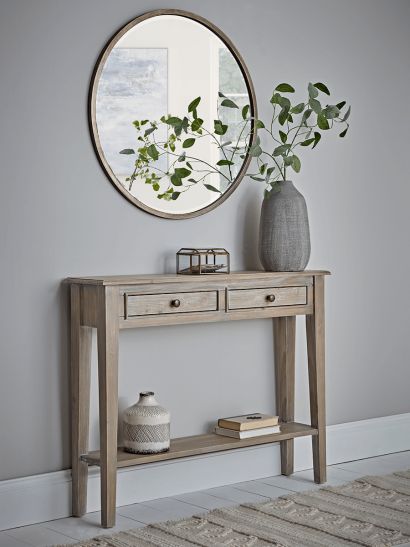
[67,270,329,528]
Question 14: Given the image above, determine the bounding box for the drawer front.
[228,286,307,310]
[125,291,218,317]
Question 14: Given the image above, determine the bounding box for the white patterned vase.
[123,391,170,454]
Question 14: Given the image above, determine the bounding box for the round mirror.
[89,10,257,219]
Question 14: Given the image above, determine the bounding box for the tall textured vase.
[123,391,170,454]
[259,180,310,272]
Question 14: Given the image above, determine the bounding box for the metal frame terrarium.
[176,248,230,275]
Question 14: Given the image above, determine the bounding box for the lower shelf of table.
[82,422,317,468]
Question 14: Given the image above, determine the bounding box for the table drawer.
[228,286,307,310]
[125,291,218,317]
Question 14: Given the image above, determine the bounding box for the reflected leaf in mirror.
[120,93,254,200]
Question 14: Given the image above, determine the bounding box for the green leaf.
[308,82,319,98]
[188,178,197,183]
[166,116,182,126]
[312,131,321,148]
[174,167,191,178]
[279,130,287,143]
[204,184,221,193]
[341,106,351,122]
[291,103,305,114]
[273,144,290,156]
[292,155,301,173]
[302,109,313,123]
[250,175,265,181]
[147,144,159,160]
[242,104,250,119]
[339,127,348,137]
[144,127,156,137]
[322,105,340,119]
[278,107,290,125]
[284,156,293,166]
[275,83,295,93]
[249,144,262,157]
[309,98,322,114]
[191,117,203,132]
[119,148,135,155]
[182,138,195,148]
[314,82,330,95]
[172,192,181,200]
[300,137,315,147]
[152,182,160,191]
[181,117,189,133]
[270,93,282,105]
[336,101,346,110]
[170,174,182,186]
[218,91,227,98]
[217,159,234,166]
[186,162,193,170]
[279,96,291,109]
[177,152,186,162]
[214,120,228,135]
[221,98,239,109]
[188,97,201,112]
[266,166,275,176]
[317,113,330,130]
[255,119,265,129]
[221,140,233,148]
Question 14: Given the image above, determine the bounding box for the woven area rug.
[60,469,410,547]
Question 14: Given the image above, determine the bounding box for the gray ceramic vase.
[259,181,310,272]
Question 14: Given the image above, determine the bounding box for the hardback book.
[217,413,279,431]
[215,425,281,439]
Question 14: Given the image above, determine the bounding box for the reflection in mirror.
[92,12,256,218]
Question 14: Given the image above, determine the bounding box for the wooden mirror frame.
[89,9,258,220]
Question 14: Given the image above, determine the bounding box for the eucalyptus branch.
[194,122,233,180]
[120,83,350,201]
[229,119,251,163]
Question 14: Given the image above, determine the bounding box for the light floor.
[1,450,410,547]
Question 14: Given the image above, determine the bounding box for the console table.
[67,270,329,528]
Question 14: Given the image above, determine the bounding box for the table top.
[66,270,330,286]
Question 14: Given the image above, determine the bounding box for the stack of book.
[215,413,280,439]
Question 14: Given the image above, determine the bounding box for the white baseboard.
[1,412,409,531]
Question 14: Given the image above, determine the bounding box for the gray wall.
[1,0,409,481]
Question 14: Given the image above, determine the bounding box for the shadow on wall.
[241,186,262,271]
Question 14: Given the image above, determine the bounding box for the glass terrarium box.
[176,248,230,275]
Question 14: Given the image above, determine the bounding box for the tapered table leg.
[274,316,296,476]
[306,275,327,483]
[71,284,92,516]
[97,286,119,528]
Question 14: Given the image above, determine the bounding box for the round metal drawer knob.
[171,299,181,308]
[266,294,276,303]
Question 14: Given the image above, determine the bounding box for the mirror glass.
[90,11,256,218]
